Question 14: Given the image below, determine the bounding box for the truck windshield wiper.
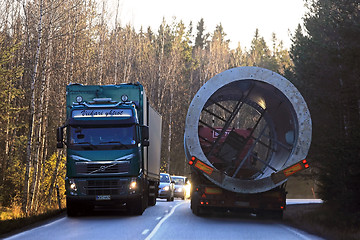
[100,141,129,149]
[76,141,97,149]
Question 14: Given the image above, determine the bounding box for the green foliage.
[0,37,25,208]
[289,0,360,222]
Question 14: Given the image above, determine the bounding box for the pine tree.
[290,0,360,223]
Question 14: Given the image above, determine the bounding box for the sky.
[105,0,307,49]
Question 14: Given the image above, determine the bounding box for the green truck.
[57,83,162,216]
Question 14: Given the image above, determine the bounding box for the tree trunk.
[23,0,43,215]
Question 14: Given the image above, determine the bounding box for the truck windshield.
[69,125,137,150]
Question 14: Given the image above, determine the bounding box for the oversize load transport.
[184,67,312,218]
[57,83,162,216]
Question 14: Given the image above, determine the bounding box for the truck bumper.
[66,194,141,206]
[65,177,141,206]
[191,185,286,212]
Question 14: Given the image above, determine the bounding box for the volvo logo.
[100,166,106,172]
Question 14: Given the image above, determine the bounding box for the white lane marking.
[142,229,150,235]
[156,217,161,220]
[5,217,66,240]
[145,202,186,240]
[279,224,319,240]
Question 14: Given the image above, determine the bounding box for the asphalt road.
[5,199,324,240]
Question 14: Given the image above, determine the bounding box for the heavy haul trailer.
[57,83,162,216]
[184,67,312,218]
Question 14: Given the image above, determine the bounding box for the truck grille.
[76,161,130,175]
[85,179,127,195]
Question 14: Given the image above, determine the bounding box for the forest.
[0,0,359,224]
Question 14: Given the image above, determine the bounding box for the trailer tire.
[148,196,156,206]
[257,210,283,220]
[191,193,201,216]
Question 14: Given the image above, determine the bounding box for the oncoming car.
[172,176,191,200]
[158,173,175,201]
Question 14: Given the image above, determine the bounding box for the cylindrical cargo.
[184,67,311,193]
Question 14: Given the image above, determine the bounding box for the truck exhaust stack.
[184,67,312,194]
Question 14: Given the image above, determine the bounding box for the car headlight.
[162,186,169,191]
[177,187,183,192]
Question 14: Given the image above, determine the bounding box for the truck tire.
[191,193,201,216]
[148,195,156,206]
[257,210,283,220]
[271,210,283,220]
[148,182,157,206]
[127,196,145,215]
[66,199,78,217]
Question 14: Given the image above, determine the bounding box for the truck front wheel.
[127,196,146,215]
[66,199,78,217]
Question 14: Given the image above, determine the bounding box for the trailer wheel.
[191,193,201,216]
[271,210,283,220]
[257,210,283,220]
[148,196,156,206]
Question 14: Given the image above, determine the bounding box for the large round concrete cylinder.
[184,67,311,193]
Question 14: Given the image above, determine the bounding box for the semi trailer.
[57,83,162,216]
[184,67,312,218]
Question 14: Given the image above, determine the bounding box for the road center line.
[145,202,186,240]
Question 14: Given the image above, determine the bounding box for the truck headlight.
[69,179,77,191]
[129,178,137,190]
[68,179,77,195]
[162,186,169,191]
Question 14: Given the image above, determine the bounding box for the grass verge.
[283,204,360,240]
[0,208,65,237]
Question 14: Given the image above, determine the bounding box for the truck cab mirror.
[141,125,149,140]
[142,139,149,147]
[57,127,64,148]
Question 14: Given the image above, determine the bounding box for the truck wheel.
[127,196,145,215]
[148,183,157,206]
[191,195,201,216]
[271,210,283,220]
[257,210,283,220]
[66,199,78,217]
[148,196,156,206]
